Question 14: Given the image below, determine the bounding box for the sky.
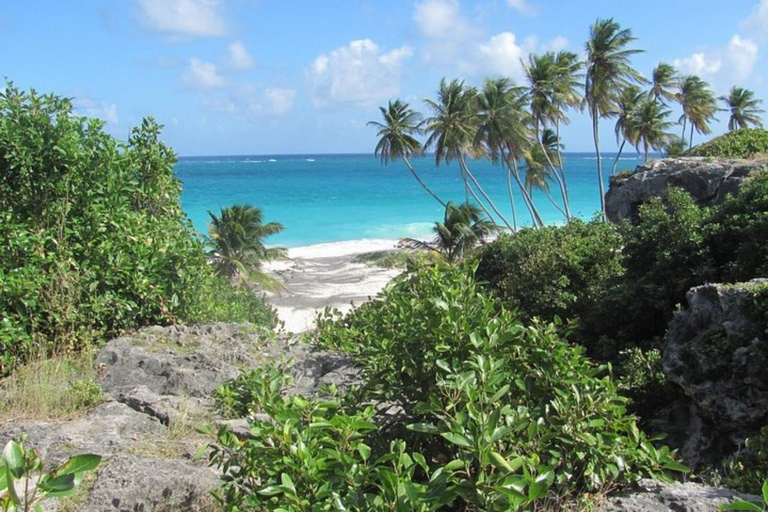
[1,0,767,156]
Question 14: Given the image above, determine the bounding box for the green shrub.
[0,85,275,374]
[474,219,624,326]
[706,171,768,282]
[203,264,687,509]
[707,427,768,496]
[690,128,768,159]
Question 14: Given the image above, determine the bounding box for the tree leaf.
[57,454,102,475]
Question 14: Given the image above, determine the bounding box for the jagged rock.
[95,323,360,421]
[605,158,765,223]
[662,279,768,467]
[598,479,759,511]
[80,455,218,512]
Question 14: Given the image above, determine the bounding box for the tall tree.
[474,77,544,230]
[649,63,678,105]
[677,75,718,148]
[423,79,513,230]
[611,85,643,175]
[206,204,286,290]
[401,202,497,263]
[585,18,644,219]
[523,129,568,218]
[368,100,446,207]
[633,98,673,161]
[719,86,765,131]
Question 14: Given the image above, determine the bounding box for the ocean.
[175,153,646,248]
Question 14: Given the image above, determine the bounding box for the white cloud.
[183,58,225,90]
[73,97,119,125]
[674,35,758,85]
[228,41,253,70]
[413,0,478,40]
[307,39,413,107]
[474,32,530,80]
[742,0,768,42]
[137,0,225,37]
[264,88,296,114]
[506,0,538,16]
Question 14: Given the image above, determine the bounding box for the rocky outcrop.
[605,158,765,223]
[662,279,768,467]
[598,479,759,511]
[1,323,361,511]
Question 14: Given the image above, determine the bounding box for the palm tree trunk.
[403,156,446,207]
[458,159,498,228]
[592,107,607,221]
[555,120,572,219]
[509,158,544,228]
[459,154,514,231]
[681,117,687,140]
[536,135,570,220]
[544,188,567,217]
[500,148,518,232]
[611,139,626,176]
[644,141,649,162]
[689,123,694,149]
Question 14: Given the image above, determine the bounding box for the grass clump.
[0,351,103,422]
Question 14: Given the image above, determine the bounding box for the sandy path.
[263,240,402,333]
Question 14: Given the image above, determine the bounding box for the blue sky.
[2,0,766,156]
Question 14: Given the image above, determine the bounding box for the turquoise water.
[176,153,646,248]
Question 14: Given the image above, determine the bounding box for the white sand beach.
[263,239,403,333]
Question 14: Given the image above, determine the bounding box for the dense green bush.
[0,86,275,374]
[690,128,768,159]
[474,219,624,326]
[209,265,685,510]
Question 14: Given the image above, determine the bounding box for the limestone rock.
[662,279,768,466]
[605,158,764,223]
[599,479,759,511]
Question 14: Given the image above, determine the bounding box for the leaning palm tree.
[423,79,513,231]
[523,52,574,219]
[611,84,643,175]
[677,75,718,148]
[585,18,644,219]
[401,201,497,263]
[523,129,567,218]
[474,77,545,231]
[368,100,446,207]
[649,63,678,105]
[719,86,765,131]
[633,97,673,161]
[206,204,286,290]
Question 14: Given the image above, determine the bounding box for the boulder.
[1,323,361,511]
[662,279,768,466]
[605,158,765,223]
[598,479,759,511]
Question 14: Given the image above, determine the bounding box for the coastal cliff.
[605,157,766,223]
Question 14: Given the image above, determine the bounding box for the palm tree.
[585,18,644,219]
[368,100,446,207]
[633,98,673,161]
[206,204,286,290]
[523,52,577,219]
[474,77,544,229]
[611,84,643,175]
[401,202,497,263]
[719,86,765,131]
[423,79,513,231]
[523,129,568,218]
[649,63,678,105]
[677,75,718,149]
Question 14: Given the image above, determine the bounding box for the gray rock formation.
[1,323,361,511]
[598,479,760,511]
[605,158,765,223]
[662,279,768,467]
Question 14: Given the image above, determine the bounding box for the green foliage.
[206,264,691,510]
[1,438,101,511]
[691,129,768,159]
[710,428,768,497]
[352,250,437,270]
[0,85,276,374]
[706,172,768,282]
[474,219,624,327]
